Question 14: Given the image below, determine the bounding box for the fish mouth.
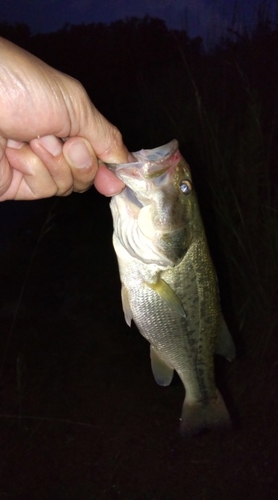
[106,139,180,181]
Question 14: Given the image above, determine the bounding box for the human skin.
[0,37,127,200]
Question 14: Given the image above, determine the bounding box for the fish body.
[108,140,235,436]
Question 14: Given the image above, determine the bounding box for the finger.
[30,135,73,195]
[62,137,99,193]
[0,136,12,198]
[5,143,58,200]
[93,163,125,196]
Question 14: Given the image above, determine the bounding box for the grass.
[0,199,58,388]
[1,13,277,416]
[197,78,277,347]
[0,18,277,500]
[158,28,278,357]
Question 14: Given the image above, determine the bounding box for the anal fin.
[150,345,174,386]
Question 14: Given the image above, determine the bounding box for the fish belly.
[114,234,231,435]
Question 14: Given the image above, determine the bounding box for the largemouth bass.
[108,140,235,436]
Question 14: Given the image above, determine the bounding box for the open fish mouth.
[107,139,181,181]
[107,138,194,248]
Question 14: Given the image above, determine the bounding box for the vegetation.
[0,14,277,355]
[0,15,277,498]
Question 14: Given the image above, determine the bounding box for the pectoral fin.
[215,315,236,361]
[150,346,174,386]
[121,285,133,327]
[145,278,186,317]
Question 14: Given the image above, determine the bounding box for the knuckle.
[102,126,124,158]
[109,125,123,148]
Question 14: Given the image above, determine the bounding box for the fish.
[108,139,235,437]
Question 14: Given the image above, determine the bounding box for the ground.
[0,190,277,499]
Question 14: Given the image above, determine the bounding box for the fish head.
[108,140,199,266]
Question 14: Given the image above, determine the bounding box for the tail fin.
[180,390,232,437]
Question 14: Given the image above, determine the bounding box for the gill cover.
[108,140,196,266]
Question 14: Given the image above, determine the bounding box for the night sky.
[0,0,276,41]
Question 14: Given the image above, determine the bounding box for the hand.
[0,37,127,200]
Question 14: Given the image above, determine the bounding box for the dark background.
[0,15,277,499]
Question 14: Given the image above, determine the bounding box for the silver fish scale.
[115,228,220,405]
[109,140,235,435]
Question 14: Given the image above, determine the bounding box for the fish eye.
[179,179,192,195]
